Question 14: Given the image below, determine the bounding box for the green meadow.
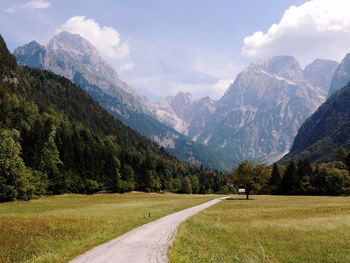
[169,195,350,263]
[0,192,217,263]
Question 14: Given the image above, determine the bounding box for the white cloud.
[210,79,233,100]
[117,62,134,73]
[57,16,130,61]
[4,0,51,13]
[242,0,350,64]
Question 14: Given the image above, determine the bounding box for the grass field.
[0,192,217,263]
[169,195,350,263]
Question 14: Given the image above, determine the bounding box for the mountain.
[199,56,326,163]
[15,31,147,112]
[328,53,350,97]
[0,34,230,200]
[150,92,216,138]
[303,59,339,92]
[152,56,338,164]
[284,83,350,162]
[14,32,230,170]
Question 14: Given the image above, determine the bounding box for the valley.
[1,1,350,262]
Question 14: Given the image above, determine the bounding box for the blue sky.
[2,0,350,100]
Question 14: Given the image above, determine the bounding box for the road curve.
[69,196,227,263]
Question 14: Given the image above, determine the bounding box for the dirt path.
[69,196,227,263]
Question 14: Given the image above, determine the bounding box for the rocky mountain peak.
[255,55,303,81]
[19,40,43,51]
[13,40,46,69]
[328,53,350,97]
[167,92,193,118]
[303,59,339,92]
[47,31,101,66]
[15,32,148,112]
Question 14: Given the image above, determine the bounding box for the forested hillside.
[0,35,229,201]
[284,82,350,163]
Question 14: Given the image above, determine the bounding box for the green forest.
[232,156,350,199]
[0,35,230,202]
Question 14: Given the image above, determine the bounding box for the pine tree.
[40,125,63,194]
[281,160,298,195]
[345,153,350,171]
[269,163,281,194]
[181,176,192,194]
[112,158,122,192]
[298,159,313,194]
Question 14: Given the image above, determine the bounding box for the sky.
[1,0,350,100]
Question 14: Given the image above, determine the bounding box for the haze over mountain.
[328,53,350,97]
[284,51,350,162]
[152,56,338,164]
[15,32,231,170]
[285,82,350,162]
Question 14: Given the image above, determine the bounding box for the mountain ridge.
[151,56,338,164]
[283,82,350,162]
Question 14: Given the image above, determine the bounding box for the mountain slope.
[152,56,336,164]
[199,57,325,162]
[328,53,350,97]
[303,59,339,92]
[14,32,230,170]
[283,83,350,162]
[0,34,229,198]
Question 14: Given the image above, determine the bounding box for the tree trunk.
[246,192,249,199]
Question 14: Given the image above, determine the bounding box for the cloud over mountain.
[57,16,130,62]
[242,0,350,64]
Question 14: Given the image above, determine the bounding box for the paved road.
[69,196,227,263]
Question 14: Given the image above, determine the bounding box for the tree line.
[232,154,350,199]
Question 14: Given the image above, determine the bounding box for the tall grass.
[0,192,216,263]
[169,195,350,263]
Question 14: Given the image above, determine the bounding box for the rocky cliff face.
[303,59,339,92]
[152,56,337,164]
[328,53,350,97]
[151,92,216,138]
[284,82,350,163]
[16,31,148,113]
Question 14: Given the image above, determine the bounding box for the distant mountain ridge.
[152,56,338,164]
[15,31,231,170]
[284,51,350,162]
[328,53,350,97]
